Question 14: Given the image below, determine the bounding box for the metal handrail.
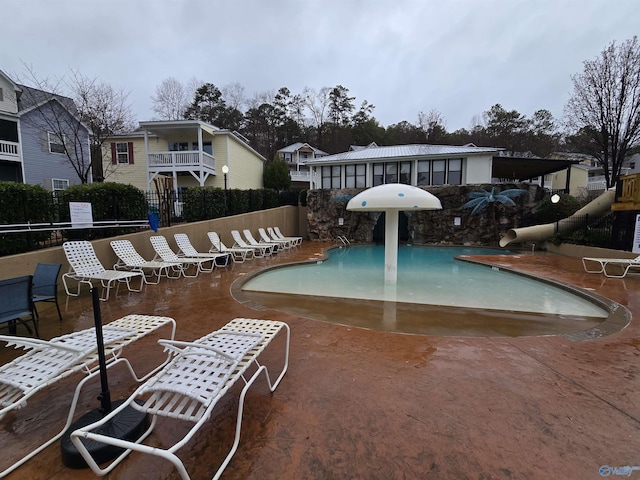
[0,220,149,234]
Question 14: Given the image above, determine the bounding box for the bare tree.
[303,86,331,146]
[246,89,275,110]
[71,71,136,181]
[565,36,640,188]
[418,109,447,144]
[151,77,190,120]
[221,82,247,112]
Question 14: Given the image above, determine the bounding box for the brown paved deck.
[1,242,638,479]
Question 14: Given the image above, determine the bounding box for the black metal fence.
[549,213,615,248]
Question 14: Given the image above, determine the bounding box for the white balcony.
[148,151,216,172]
[290,170,311,182]
[587,175,607,191]
[0,140,19,161]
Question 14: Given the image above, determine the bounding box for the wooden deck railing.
[612,173,640,211]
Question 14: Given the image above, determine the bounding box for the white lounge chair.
[243,229,277,255]
[582,254,640,278]
[208,232,254,263]
[62,241,144,301]
[70,318,290,480]
[174,233,230,267]
[111,239,182,284]
[231,230,270,258]
[273,226,302,246]
[259,227,291,249]
[0,314,176,477]
[150,235,215,277]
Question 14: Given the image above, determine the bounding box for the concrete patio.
[0,241,638,479]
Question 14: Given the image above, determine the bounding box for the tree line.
[152,80,566,161]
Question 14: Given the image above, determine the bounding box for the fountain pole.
[384,209,399,284]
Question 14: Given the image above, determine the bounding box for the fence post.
[584,213,589,237]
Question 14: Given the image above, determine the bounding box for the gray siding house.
[0,70,90,190]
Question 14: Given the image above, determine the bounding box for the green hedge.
[181,187,283,221]
[0,182,53,256]
[56,183,148,240]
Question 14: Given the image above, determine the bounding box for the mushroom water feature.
[346,184,442,283]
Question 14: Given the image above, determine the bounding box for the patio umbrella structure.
[60,287,148,468]
[347,184,442,283]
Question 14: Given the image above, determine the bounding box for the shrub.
[56,183,147,240]
[533,193,581,224]
[182,187,225,222]
[0,182,53,255]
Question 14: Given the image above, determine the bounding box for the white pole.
[384,209,399,284]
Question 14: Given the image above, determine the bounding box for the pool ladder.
[336,235,350,246]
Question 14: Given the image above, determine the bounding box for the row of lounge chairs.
[0,315,289,480]
[61,227,302,301]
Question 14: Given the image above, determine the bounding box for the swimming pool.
[237,245,609,337]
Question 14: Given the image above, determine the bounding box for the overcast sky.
[2,0,638,133]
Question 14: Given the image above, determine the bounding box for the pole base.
[61,399,148,469]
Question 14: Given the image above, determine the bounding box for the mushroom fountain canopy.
[346,184,442,211]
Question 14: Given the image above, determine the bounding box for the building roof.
[492,155,581,181]
[277,142,327,156]
[304,144,500,164]
[17,84,78,114]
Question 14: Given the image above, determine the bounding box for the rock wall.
[307,184,546,246]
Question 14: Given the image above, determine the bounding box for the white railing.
[147,151,215,170]
[587,177,607,190]
[290,170,311,181]
[0,139,19,159]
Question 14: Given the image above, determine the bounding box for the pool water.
[238,245,608,337]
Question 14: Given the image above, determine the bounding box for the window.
[52,178,69,191]
[169,142,190,151]
[448,158,462,185]
[432,160,446,185]
[110,142,134,165]
[400,162,411,184]
[385,163,398,183]
[331,165,341,188]
[115,142,130,164]
[190,141,212,155]
[345,164,366,188]
[373,163,384,186]
[417,160,430,185]
[321,165,341,188]
[321,166,331,188]
[48,132,65,154]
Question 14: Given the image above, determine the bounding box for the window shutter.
[128,142,134,164]
[42,131,49,152]
[111,143,117,165]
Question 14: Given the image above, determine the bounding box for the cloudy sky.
[2,0,638,132]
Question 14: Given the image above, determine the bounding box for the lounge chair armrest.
[0,335,84,353]
[157,339,236,362]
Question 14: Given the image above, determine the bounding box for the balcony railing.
[290,170,311,182]
[147,151,215,170]
[586,176,607,190]
[0,140,19,160]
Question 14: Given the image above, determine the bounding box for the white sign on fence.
[633,214,640,254]
[69,202,93,228]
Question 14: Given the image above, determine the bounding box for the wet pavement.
[0,242,638,479]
